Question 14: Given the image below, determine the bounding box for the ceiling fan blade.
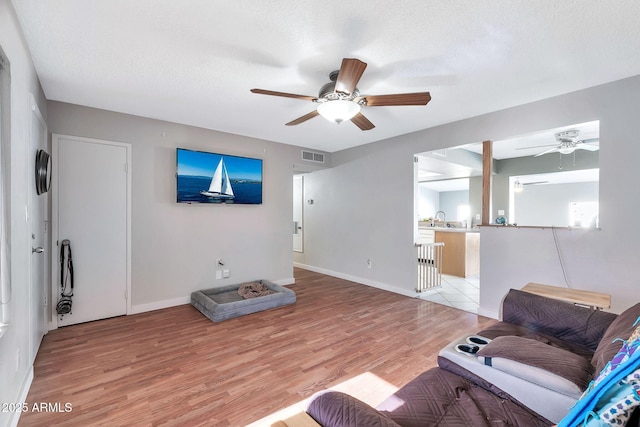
[534,147,559,157]
[580,138,599,144]
[350,112,375,131]
[362,92,431,106]
[515,144,557,150]
[334,58,367,95]
[251,88,317,102]
[575,144,599,151]
[285,110,319,126]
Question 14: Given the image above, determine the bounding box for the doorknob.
[32,247,44,254]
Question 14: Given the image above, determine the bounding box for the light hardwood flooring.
[20,268,495,426]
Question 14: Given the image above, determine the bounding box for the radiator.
[415,242,444,292]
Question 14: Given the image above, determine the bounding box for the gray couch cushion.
[306,391,401,427]
[478,322,595,359]
[476,336,593,396]
[592,302,640,373]
[497,289,617,353]
[375,368,551,427]
[438,336,576,423]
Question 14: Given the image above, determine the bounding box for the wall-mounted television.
[176,148,263,204]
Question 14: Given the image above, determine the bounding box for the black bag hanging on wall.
[57,239,74,315]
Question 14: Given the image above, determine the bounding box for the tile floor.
[417,274,480,314]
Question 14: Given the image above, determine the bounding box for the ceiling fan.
[250,58,431,130]
[525,130,599,157]
[513,179,548,192]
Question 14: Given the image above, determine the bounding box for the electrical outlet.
[223,269,230,278]
[367,259,372,269]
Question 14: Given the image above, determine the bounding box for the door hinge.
[124,163,128,173]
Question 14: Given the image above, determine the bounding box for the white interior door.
[29,95,48,361]
[293,175,303,252]
[52,135,130,327]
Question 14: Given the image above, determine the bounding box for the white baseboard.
[293,263,417,298]
[129,276,296,315]
[130,296,190,314]
[8,367,34,427]
[477,307,499,320]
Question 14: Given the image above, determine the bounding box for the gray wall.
[3,0,639,416]
[0,1,48,425]
[297,75,640,317]
[417,184,438,220]
[439,190,469,222]
[47,102,329,311]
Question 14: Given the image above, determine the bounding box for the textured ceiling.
[11,1,640,153]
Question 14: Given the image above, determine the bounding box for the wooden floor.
[20,268,495,426]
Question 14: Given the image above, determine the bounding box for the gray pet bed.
[191,279,296,322]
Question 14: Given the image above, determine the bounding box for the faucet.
[434,211,446,225]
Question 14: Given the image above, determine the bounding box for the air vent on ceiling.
[301,150,325,163]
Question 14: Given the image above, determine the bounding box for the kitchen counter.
[418,221,479,233]
[434,230,480,278]
[418,223,479,278]
[429,226,479,233]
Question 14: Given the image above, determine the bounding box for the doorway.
[414,149,482,313]
[29,94,48,360]
[293,175,304,252]
[51,134,131,327]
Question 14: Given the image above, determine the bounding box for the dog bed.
[190,279,296,322]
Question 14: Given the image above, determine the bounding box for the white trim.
[130,296,191,315]
[293,262,418,298]
[50,134,132,329]
[8,367,34,427]
[28,93,48,361]
[0,52,10,328]
[130,276,295,314]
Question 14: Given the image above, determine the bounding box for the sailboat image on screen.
[200,158,235,200]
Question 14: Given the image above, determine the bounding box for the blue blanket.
[559,317,640,427]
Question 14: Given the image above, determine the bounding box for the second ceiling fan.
[529,130,599,157]
[251,58,431,130]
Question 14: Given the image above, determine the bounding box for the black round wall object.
[35,149,51,195]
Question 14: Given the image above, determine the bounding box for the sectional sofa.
[282,289,640,426]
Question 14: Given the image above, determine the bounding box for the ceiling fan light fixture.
[514,180,523,193]
[558,146,576,155]
[317,100,360,124]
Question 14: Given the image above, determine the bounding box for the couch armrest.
[306,391,401,427]
[499,289,617,351]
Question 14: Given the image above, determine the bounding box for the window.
[570,201,599,228]
[457,204,471,223]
